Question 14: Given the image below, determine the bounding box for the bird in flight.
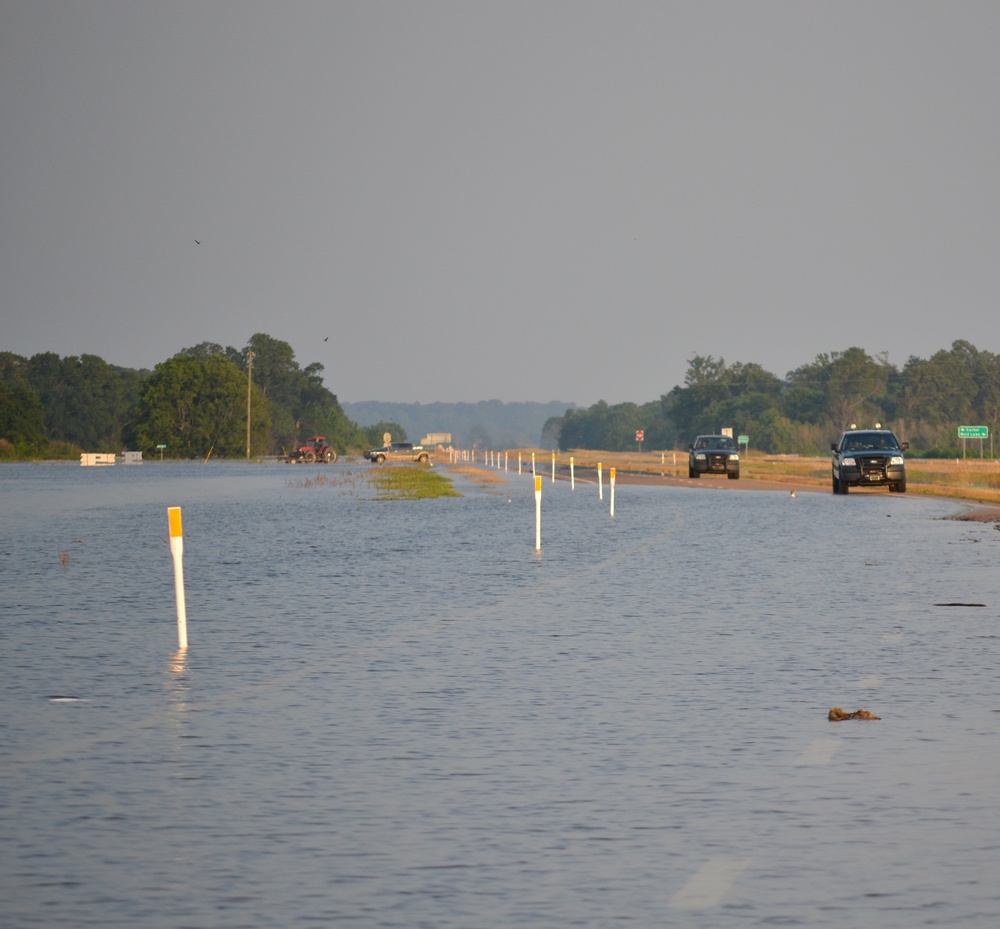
[195,240,201,245]
[324,336,329,341]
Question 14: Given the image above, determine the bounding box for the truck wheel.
[417,453,428,463]
[891,480,906,493]
[728,471,739,480]
[832,475,840,494]
[374,454,385,463]
[689,468,699,478]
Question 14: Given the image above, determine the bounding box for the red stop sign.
[636,430,644,442]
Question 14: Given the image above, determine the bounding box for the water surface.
[2,461,999,927]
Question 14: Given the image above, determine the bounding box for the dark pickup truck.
[831,427,907,494]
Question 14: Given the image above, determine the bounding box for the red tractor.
[286,436,338,464]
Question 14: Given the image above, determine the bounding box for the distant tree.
[127,353,270,458]
[782,348,892,431]
[661,356,783,446]
[362,422,407,446]
[541,413,567,449]
[0,352,47,452]
[825,347,892,427]
[224,333,363,454]
[24,352,145,449]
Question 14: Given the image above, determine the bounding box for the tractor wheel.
[323,448,336,463]
[304,449,317,464]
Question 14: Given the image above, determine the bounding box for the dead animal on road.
[829,707,881,721]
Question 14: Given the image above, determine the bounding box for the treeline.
[5,337,998,460]
[0,334,404,460]
[545,341,1000,456]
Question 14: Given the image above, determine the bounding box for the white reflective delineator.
[168,507,188,649]
[534,476,542,552]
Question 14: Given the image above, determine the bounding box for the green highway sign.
[738,435,749,444]
[958,426,988,439]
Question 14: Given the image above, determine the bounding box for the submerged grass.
[286,464,460,499]
[365,465,461,500]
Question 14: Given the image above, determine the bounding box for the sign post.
[958,426,989,459]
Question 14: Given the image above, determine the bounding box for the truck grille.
[860,456,887,479]
[706,454,729,472]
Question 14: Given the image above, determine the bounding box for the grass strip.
[366,465,462,500]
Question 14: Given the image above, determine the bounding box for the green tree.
[825,347,892,427]
[0,352,47,453]
[24,352,145,449]
[783,348,893,431]
[661,356,783,446]
[128,354,270,458]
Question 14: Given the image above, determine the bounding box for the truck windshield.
[842,433,899,452]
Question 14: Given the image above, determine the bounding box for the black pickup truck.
[831,427,907,494]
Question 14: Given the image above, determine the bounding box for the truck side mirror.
[901,441,909,450]
[830,443,837,452]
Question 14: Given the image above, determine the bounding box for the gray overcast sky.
[2,2,998,406]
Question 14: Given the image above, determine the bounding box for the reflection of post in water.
[167,648,190,732]
[168,648,187,678]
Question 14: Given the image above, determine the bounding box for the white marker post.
[570,456,575,490]
[551,452,556,483]
[598,462,603,500]
[518,452,522,474]
[610,467,616,517]
[531,452,536,477]
[167,507,188,649]
[534,475,542,552]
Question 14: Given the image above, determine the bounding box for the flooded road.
[2,461,999,927]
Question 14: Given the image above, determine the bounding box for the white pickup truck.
[363,442,430,464]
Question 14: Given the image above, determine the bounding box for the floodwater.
[2,460,999,928]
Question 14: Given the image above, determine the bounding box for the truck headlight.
[729,454,739,461]
[889,456,904,466]
[841,457,856,466]
[694,453,705,460]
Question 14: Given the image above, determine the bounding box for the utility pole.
[246,350,254,463]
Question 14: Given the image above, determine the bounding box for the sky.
[2,2,999,407]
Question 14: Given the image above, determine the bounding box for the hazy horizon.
[4,2,999,406]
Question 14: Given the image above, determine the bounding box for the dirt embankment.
[583,465,1000,520]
